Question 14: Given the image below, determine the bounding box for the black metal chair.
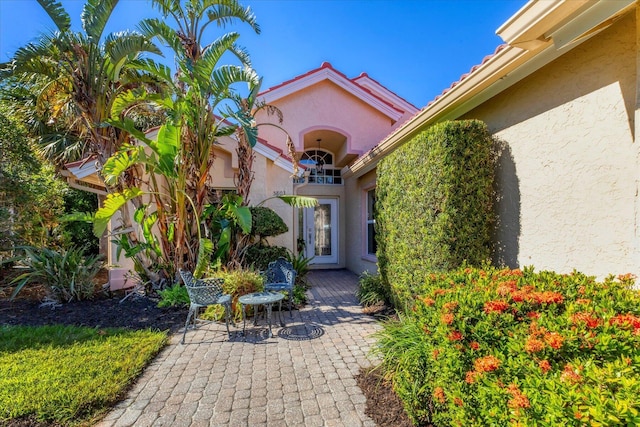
[179,269,232,343]
[263,258,296,317]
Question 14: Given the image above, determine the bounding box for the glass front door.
[302,199,338,264]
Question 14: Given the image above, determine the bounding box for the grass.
[0,325,167,426]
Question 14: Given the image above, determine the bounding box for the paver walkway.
[97,269,382,427]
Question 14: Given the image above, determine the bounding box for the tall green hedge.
[376,120,495,308]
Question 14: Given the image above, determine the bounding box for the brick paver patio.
[96,269,382,427]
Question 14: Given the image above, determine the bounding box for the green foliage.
[375,266,640,426]
[356,271,388,307]
[201,268,264,321]
[284,250,313,287]
[0,325,166,424]
[61,188,99,255]
[250,206,288,240]
[243,245,288,271]
[157,284,189,308]
[9,246,104,302]
[376,120,495,309]
[0,107,70,256]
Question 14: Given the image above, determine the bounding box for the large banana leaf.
[148,124,180,178]
[101,145,144,186]
[93,187,143,237]
[37,0,71,32]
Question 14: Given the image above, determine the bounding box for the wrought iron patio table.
[238,291,285,338]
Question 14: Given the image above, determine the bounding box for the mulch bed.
[0,289,416,427]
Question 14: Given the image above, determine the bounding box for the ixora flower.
[484,300,510,314]
[569,312,600,328]
[544,332,564,349]
[524,336,545,353]
[441,313,454,325]
[433,387,446,403]
[609,313,640,333]
[538,359,552,373]
[531,291,564,305]
[448,331,464,341]
[474,355,501,372]
[507,384,530,410]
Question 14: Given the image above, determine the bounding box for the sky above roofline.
[0,0,524,108]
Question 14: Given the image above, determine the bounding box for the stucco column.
[635,5,640,278]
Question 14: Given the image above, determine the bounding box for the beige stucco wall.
[464,11,639,278]
[256,80,399,154]
[344,169,377,275]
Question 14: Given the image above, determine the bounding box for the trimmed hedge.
[375,267,640,426]
[250,206,288,240]
[376,120,495,309]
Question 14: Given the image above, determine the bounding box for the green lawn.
[0,325,167,426]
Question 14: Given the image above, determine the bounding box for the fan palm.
[0,0,162,169]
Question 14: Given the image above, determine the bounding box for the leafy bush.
[243,244,288,271]
[356,271,388,307]
[201,268,264,321]
[250,206,288,240]
[157,284,189,308]
[376,120,495,309]
[375,266,640,426]
[9,246,104,302]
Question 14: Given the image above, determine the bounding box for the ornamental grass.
[374,266,640,426]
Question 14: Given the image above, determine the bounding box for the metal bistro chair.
[179,269,232,343]
[263,258,296,317]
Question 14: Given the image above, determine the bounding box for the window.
[294,150,342,185]
[366,188,376,256]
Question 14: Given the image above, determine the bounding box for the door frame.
[302,198,339,264]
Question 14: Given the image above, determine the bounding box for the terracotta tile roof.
[259,62,405,114]
[351,72,419,111]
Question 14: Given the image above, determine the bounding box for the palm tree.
[0,0,162,169]
[98,0,264,281]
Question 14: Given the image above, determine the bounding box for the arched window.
[297,150,342,184]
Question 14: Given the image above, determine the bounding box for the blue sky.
[0,0,524,108]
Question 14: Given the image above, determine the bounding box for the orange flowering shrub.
[375,266,640,426]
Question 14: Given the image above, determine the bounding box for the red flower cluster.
[433,387,446,403]
[448,331,463,341]
[441,313,454,325]
[538,360,552,373]
[524,336,545,353]
[422,297,435,306]
[609,313,640,333]
[496,280,518,296]
[569,312,600,328]
[484,300,510,314]
[507,384,530,412]
[442,301,458,312]
[474,355,501,373]
[531,291,564,305]
[469,341,480,350]
[544,332,564,349]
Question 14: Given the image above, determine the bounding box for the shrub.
[9,246,104,302]
[250,206,288,241]
[356,271,388,307]
[157,284,189,308]
[201,268,264,321]
[243,244,288,271]
[376,120,495,309]
[374,266,640,426]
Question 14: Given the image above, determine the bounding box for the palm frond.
[36,0,71,32]
[138,18,185,58]
[203,0,260,34]
[194,32,240,81]
[81,0,119,42]
[105,31,162,80]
